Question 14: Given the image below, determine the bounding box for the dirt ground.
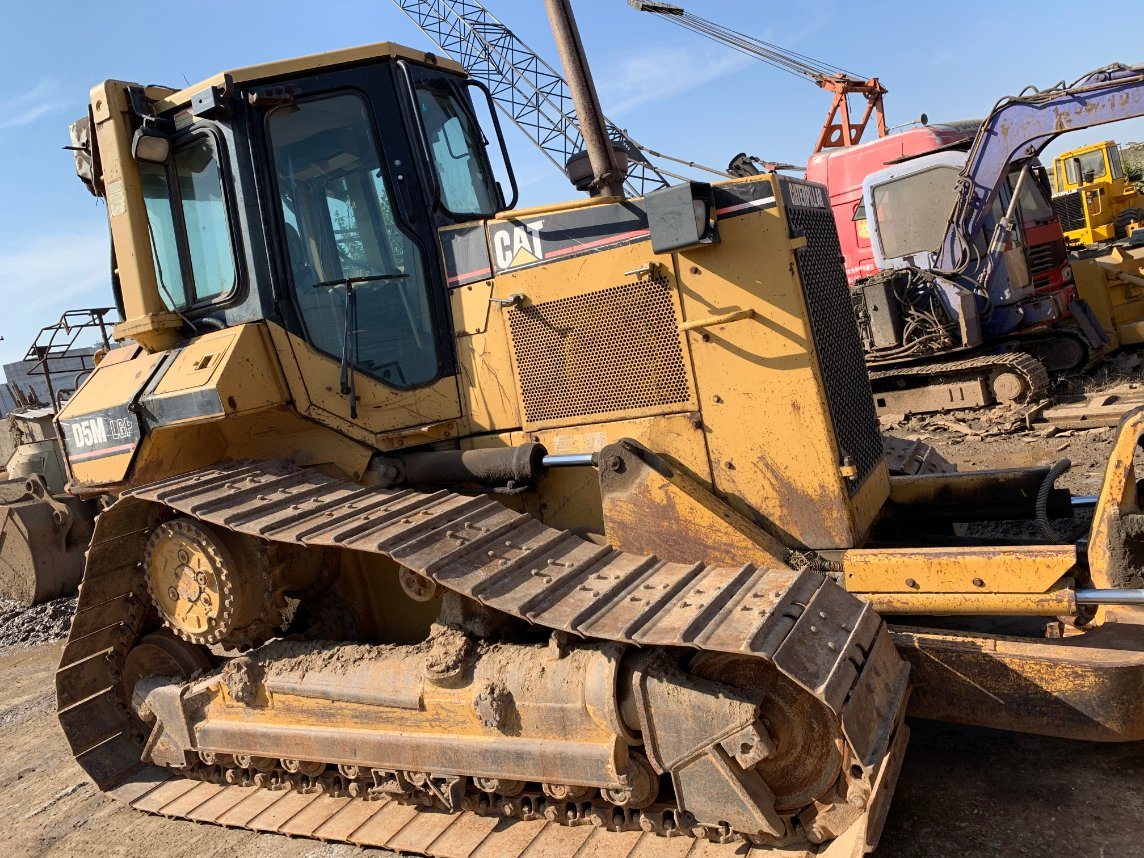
[1,428,1141,856]
[2,640,1141,857]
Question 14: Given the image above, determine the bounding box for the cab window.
[1109,146,1125,180]
[1064,149,1108,184]
[870,165,961,260]
[415,85,499,216]
[1007,168,1054,224]
[266,92,441,389]
[140,136,236,309]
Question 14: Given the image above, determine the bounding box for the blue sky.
[1,0,1142,366]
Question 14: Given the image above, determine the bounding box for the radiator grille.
[508,278,692,425]
[788,205,883,492]
[1026,238,1066,284]
[1052,191,1086,233]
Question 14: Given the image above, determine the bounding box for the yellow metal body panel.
[842,545,1076,594]
[451,278,522,434]
[1073,243,1144,349]
[148,325,290,417]
[268,324,462,448]
[59,323,374,491]
[56,348,166,486]
[676,181,889,549]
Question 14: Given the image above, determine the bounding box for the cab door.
[252,64,461,442]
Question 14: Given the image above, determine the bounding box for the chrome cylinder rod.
[1071,495,1099,508]
[541,453,597,468]
[1074,589,1144,605]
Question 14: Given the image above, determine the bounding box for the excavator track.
[868,351,1049,414]
[56,459,909,857]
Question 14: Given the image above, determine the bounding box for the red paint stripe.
[68,442,136,462]
[447,266,492,285]
[534,228,650,264]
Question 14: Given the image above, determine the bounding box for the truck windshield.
[870,165,961,261]
[266,92,440,389]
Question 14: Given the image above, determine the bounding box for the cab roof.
[143,41,464,113]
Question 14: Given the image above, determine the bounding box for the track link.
[56,459,909,857]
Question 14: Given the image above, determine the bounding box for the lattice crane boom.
[392,0,677,196]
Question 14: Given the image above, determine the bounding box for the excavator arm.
[939,63,1144,272]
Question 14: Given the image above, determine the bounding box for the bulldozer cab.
[73,45,511,440]
[1055,140,1122,192]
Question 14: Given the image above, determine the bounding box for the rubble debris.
[0,595,75,650]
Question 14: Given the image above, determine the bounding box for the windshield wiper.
[312,273,407,420]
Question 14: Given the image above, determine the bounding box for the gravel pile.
[0,596,76,650]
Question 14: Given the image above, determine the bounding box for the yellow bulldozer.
[54,6,1144,856]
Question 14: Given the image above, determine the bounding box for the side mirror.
[132,127,170,164]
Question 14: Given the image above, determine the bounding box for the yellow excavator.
[55,4,1144,856]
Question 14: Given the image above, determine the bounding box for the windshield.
[1008,167,1055,224]
[267,92,440,389]
[870,165,962,260]
[140,135,235,309]
[1109,145,1125,179]
[415,85,499,216]
[1064,149,1107,184]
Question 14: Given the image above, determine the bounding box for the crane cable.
[639,5,865,84]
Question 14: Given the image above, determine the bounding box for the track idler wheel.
[144,518,281,650]
[122,630,212,702]
[989,368,1028,404]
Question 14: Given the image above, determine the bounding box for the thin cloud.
[597,44,754,117]
[594,9,837,119]
[0,78,68,130]
[0,229,109,321]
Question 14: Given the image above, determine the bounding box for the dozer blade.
[57,460,910,856]
[0,477,90,605]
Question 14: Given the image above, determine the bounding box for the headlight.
[132,128,171,164]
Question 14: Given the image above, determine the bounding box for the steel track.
[56,459,909,856]
[869,351,1050,402]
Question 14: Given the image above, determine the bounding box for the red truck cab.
[805,122,1069,298]
[806,123,979,283]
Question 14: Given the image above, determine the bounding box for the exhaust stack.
[544,0,627,198]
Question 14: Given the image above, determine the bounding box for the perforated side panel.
[508,278,692,425]
[788,206,883,492]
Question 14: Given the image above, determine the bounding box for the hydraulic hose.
[1036,459,1071,543]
